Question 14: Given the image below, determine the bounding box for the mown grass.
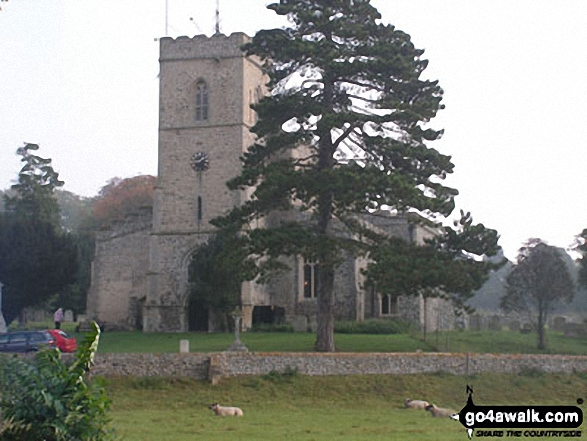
[90,329,587,355]
[105,372,587,441]
[93,331,438,354]
[9,320,587,355]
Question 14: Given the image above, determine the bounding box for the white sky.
[1,0,586,261]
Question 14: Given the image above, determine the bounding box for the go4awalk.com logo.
[450,386,583,439]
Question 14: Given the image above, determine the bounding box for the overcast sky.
[1,0,586,261]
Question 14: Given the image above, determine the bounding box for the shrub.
[262,366,299,382]
[0,322,114,440]
[334,318,413,335]
[518,366,544,378]
[250,323,294,333]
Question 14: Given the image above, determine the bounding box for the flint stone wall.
[89,353,210,378]
[81,352,587,380]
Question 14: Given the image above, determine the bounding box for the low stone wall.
[87,352,587,381]
[91,353,210,378]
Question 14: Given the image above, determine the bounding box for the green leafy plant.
[250,323,294,333]
[0,322,114,440]
[334,319,413,335]
[262,366,299,383]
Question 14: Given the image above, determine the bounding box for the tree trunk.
[316,263,335,352]
[314,74,336,353]
[537,307,546,350]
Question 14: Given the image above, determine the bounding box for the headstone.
[292,315,308,332]
[552,316,566,332]
[77,314,86,323]
[309,315,318,333]
[64,310,74,322]
[563,323,587,338]
[488,315,501,331]
[520,323,533,334]
[508,320,520,332]
[180,339,190,353]
[455,316,467,331]
[0,282,6,333]
[469,314,482,332]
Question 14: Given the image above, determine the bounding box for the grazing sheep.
[425,404,457,418]
[404,398,430,410]
[209,403,243,417]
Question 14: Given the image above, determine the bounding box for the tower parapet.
[159,33,250,61]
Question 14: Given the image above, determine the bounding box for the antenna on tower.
[215,0,220,34]
[164,0,169,36]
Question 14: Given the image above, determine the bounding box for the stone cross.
[227,312,248,352]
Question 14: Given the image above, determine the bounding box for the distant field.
[105,372,587,441]
[92,329,587,355]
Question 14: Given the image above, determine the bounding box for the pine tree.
[213,1,498,351]
[4,143,64,229]
[0,144,77,325]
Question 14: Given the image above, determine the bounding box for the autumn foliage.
[92,175,155,227]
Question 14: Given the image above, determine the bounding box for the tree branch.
[332,124,360,150]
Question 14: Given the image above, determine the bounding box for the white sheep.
[425,404,457,418]
[209,403,244,417]
[404,398,430,410]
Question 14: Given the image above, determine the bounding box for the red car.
[46,329,78,353]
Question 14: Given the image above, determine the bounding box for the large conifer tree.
[0,144,77,325]
[214,0,498,351]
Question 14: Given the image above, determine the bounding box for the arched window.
[195,81,209,121]
[381,294,390,315]
[303,261,318,299]
[381,294,398,316]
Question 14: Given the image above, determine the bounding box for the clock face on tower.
[190,151,209,172]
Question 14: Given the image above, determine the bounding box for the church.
[86,32,455,333]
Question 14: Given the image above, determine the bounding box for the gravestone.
[488,315,502,331]
[292,315,308,332]
[508,320,520,332]
[552,316,566,332]
[469,314,482,331]
[520,323,533,334]
[64,310,74,322]
[454,316,467,331]
[0,282,6,333]
[563,322,587,338]
[309,315,318,333]
[180,339,190,353]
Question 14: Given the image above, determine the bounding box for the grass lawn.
[93,331,437,354]
[8,320,587,354]
[89,329,587,355]
[105,372,587,440]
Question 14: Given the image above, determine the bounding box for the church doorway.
[188,297,209,331]
[186,233,243,332]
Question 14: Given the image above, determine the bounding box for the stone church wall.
[87,208,152,330]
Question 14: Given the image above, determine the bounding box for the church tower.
[143,33,266,332]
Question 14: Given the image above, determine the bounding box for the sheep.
[425,404,457,418]
[209,403,244,417]
[404,398,430,410]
